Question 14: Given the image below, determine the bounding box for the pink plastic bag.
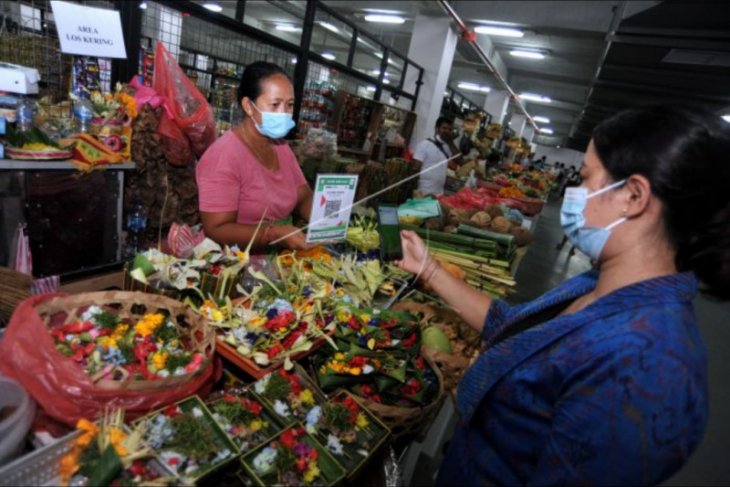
[0,294,221,426]
[153,42,217,161]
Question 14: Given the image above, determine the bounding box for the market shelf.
[0,160,137,171]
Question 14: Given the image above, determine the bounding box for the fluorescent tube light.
[520,93,552,103]
[366,86,376,92]
[321,52,336,61]
[474,25,524,38]
[457,82,490,93]
[539,128,554,134]
[510,49,545,60]
[363,8,403,15]
[722,114,730,123]
[533,116,550,123]
[202,2,223,13]
[319,21,339,33]
[364,14,405,24]
[276,24,301,32]
[139,2,147,9]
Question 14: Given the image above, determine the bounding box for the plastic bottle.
[16,97,34,132]
[73,98,94,134]
[125,199,148,258]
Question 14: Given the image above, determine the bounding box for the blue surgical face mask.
[560,179,626,260]
[251,103,295,139]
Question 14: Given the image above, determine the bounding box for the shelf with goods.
[298,80,337,134]
[370,103,417,161]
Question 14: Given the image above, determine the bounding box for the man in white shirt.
[413,117,461,195]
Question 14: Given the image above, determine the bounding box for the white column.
[404,15,458,151]
[483,90,510,125]
[523,126,535,145]
[508,113,527,138]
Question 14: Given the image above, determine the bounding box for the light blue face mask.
[560,179,626,260]
[251,103,295,139]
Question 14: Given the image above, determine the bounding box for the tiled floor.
[413,196,729,485]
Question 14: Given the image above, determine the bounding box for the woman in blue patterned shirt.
[397,105,729,486]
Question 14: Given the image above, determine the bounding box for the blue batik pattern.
[436,271,708,486]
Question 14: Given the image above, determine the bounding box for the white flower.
[362,365,374,375]
[192,407,204,418]
[326,434,344,455]
[81,305,103,322]
[252,447,277,475]
[306,406,322,426]
[174,367,186,376]
[254,374,271,394]
[158,369,170,378]
[273,400,290,417]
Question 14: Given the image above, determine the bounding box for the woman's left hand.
[271,225,314,250]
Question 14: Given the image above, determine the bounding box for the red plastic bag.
[153,42,216,161]
[0,294,221,426]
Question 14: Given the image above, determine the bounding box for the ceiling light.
[444,91,449,96]
[321,52,336,61]
[539,128,554,134]
[319,21,339,33]
[520,93,552,103]
[291,58,297,64]
[533,116,550,123]
[364,14,405,24]
[510,49,545,60]
[139,1,147,9]
[458,82,490,93]
[202,2,223,13]
[366,86,376,92]
[722,114,730,123]
[363,8,403,15]
[474,25,524,38]
[276,24,301,32]
[383,79,390,84]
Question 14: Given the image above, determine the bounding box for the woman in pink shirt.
[196,62,313,250]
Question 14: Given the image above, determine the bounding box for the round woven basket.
[34,291,215,391]
[392,301,481,397]
[346,354,445,441]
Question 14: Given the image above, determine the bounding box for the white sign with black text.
[50,1,127,59]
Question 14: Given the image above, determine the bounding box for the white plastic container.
[0,377,35,467]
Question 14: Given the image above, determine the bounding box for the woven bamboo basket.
[34,291,216,391]
[392,301,481,397]
[0,267,32,324]
[346,354,445,441]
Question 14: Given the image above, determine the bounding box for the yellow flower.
[355,413,369,430]
[367,338,375,350]
[234,249,247,262]
[248,316,268,329]
[303,462,320,483]
[108,426,128,457]
[299,389,315,405]
[97,336,118,350]
[60,451,80,483]
[250,420,262,432]
[111,323,129,341]
[335,308,351,322]
[360,314,371,323]
[134,313,164,337]
[151,350,168,370]
[349,367,362,376]
[334,353,345,361]
[74,418,98,448]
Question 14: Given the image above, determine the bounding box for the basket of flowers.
[312,306,445,440]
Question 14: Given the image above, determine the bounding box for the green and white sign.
[306,174,358,243]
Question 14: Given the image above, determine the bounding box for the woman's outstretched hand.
[394,230,432,277]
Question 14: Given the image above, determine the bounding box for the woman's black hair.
[237,61,291,104]
[592,105,730,300]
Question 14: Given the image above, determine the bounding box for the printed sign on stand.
[51,1,127,59]
[306,174,358,243]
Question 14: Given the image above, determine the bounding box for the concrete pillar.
[404,15,458,151]
[484,90,510,126]
[508,113,527,138]
[523,126,535,145]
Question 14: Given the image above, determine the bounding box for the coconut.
[469,211,492,228]
[490,216,512,234]
[422,326,452,354]
[486,204,504,219]
[510,226,533,246]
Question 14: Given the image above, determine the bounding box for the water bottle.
[73,98,94,134]
[125,199,148,258]
[16,97,34,132]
